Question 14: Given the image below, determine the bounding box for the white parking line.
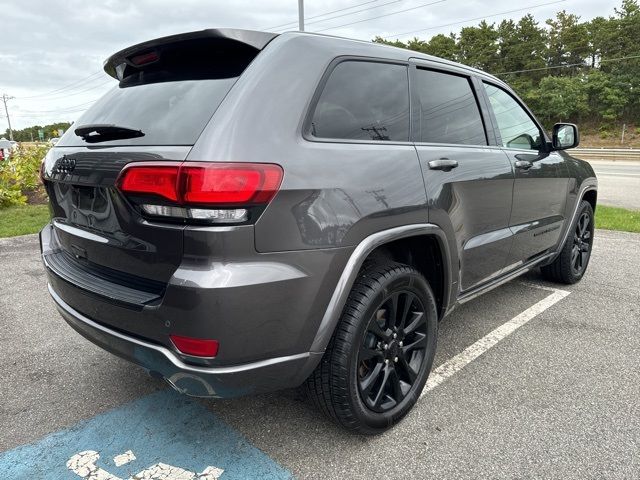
[421,284,570,397]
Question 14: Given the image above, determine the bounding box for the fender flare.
[309,223,452,353]
[552,178,598,258]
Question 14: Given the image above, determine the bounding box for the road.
[1,231,639,479]
[588,160,640,210]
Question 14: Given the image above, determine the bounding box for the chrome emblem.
[53,156,76,174]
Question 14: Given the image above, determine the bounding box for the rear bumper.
[50,285,322,398]
[40,222,352,367]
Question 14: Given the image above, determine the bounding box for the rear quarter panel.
[188,34,428,252]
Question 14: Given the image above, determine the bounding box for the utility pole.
[298,0,304,31]
[361,126,389,141]
[1,94,14,141]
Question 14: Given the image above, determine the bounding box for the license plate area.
[55,183,113,229]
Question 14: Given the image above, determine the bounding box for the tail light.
[118,165,179,201]
[180,163,282,205]
[117,162,283,224]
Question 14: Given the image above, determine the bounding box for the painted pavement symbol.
[66,449,223,479]
[0,390,292,480]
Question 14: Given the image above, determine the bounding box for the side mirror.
[552,123,579,150]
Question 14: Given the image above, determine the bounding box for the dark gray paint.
[504,149,569,269]
[41,30,597,397]
[42,146,190,282]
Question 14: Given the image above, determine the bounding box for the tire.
[541,200,595,284]
[305,261,438,434]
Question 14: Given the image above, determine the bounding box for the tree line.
[375,0,640,133]
[4,122,72,143]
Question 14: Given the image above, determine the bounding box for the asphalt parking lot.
[1,230,639,479]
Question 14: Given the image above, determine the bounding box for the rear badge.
[53,156,76,174]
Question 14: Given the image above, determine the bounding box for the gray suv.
[40,29,597,433]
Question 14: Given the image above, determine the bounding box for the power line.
[277,0,403,32]
[11,111,86,118]
[383,0,566,39]
[262,0,382,30]
[315,0,447,33]
[22,79,113,102]
[16,98,100,115]
[496,53,640,75]
[11,104,95,119]
[14,71,104,99]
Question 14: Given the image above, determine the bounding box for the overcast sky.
[0,0,621,131]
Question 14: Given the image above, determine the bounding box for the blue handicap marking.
[0,390,292,479]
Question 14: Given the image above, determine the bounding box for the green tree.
[405,37,429,54]
[457,21,499,70]
[372,0,640,130]
[606,0,640,118]
[372,36,406,49]
[584,70,630,121]
[586,17,611,67]
[496,19,518,72]
[545,11,590,73]
[4,122,72,142]
[424,34,458,61]
[516,15,548,79]
[496,15,547,81]
[611,0,640,59]
[534,75,590,124]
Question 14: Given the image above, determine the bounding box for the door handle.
[428,158,458,171]
[514,160,533,170]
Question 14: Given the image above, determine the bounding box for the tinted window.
[59,78,237,146]
[484,83,542,150]
[310,61,409,142]
[414,69,486,145]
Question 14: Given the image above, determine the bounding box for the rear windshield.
[58,78,236,147]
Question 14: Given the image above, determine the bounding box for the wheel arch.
[582,188,597,213]
[364,236,447,320]
[310,224,452,354]
[547,180,597,266]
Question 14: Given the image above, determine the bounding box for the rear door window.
[309,61,410,142]
[413,68,487,145]
[59,78,237,147]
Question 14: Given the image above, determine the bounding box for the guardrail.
[570,148,640,161]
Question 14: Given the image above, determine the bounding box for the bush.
[0,145,50,208]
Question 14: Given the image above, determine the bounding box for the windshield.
[58,78,237,147]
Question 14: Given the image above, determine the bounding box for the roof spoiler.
[103,28,278,81]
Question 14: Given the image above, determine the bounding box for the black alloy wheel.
[357,291,427,413]
[305,262,438,434]
[541,200,595,284]
[571,210,593,276]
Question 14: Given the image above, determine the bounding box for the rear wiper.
[74,124,145,143]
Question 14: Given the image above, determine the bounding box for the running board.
[457,252,555,304]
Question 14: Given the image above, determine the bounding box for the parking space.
[1,230,639,479]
